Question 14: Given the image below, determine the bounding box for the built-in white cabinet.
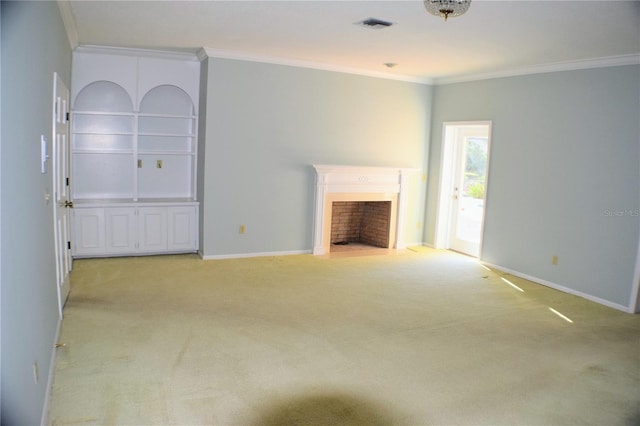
[73,203,198,257]
[70,47,200,257]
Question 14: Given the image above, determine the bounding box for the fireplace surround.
[312,165,415,255]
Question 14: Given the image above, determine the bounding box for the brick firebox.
[330,201,391,248]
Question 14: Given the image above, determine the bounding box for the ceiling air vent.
[356,18,394,30]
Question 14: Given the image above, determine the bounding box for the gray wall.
[1,1,72,423]
[425,65,640,309]
[201,58,431,256]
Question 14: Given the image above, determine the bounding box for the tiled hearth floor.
[328,242,392,257]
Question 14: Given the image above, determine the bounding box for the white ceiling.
[65,0,640,83]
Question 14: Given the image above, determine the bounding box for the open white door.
[435,122,491,258]
[53,72,72,318]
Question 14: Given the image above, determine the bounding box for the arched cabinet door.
[71,81,135,200]
[137,85,197,200]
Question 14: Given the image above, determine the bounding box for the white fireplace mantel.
[312,165,417,255]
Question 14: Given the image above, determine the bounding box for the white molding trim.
[202,249,311,260]
[40,315,62,426]
[72,45,638,86]
[481,261,632,313]
[57,0,79,49]
[196,47,209,63]
[74,45,200,62]
[201,47,432,85]
[434,54,640,85]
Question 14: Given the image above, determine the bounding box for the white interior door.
[435,122,491,258]
[53,72,72,318]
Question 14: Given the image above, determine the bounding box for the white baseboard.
[481,261,631,313]
[402,242,427,248]
[41,314,63,426]
[202,249,312,260]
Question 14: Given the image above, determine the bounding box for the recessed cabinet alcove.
[70,47,200,257]
[72,81,136,199]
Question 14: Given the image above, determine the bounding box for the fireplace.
[312,165,415,255]
[331,201,392,249]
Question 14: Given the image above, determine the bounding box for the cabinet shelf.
[138,132,195,138]
[73,111,135,117]
[72,149,134,154]
[138,113,196,119]
[72,131,135,136]
[138,151,195,156]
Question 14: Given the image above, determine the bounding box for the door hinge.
[66,112,70,122]
[65,177,70,186]
[67,241,71,250]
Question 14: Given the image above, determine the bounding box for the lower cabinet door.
[105,207,137,254]
[168,206,197,251]
[138,207,168,252]
[72,208,106,256]
[73,203,197,257]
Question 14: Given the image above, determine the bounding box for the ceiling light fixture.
[423,0,471,21]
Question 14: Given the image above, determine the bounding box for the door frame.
[434,120,492,258]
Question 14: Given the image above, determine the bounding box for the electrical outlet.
[239,225,246,234]
[33,362,39,384]
[552,255,558,265]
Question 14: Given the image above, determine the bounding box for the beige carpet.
[48,248,640,425]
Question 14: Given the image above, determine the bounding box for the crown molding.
[200,47,433,85]
[74,45,200,62]
[434,54,640,85]
[57,0,79,49]
[196,47,209,63]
